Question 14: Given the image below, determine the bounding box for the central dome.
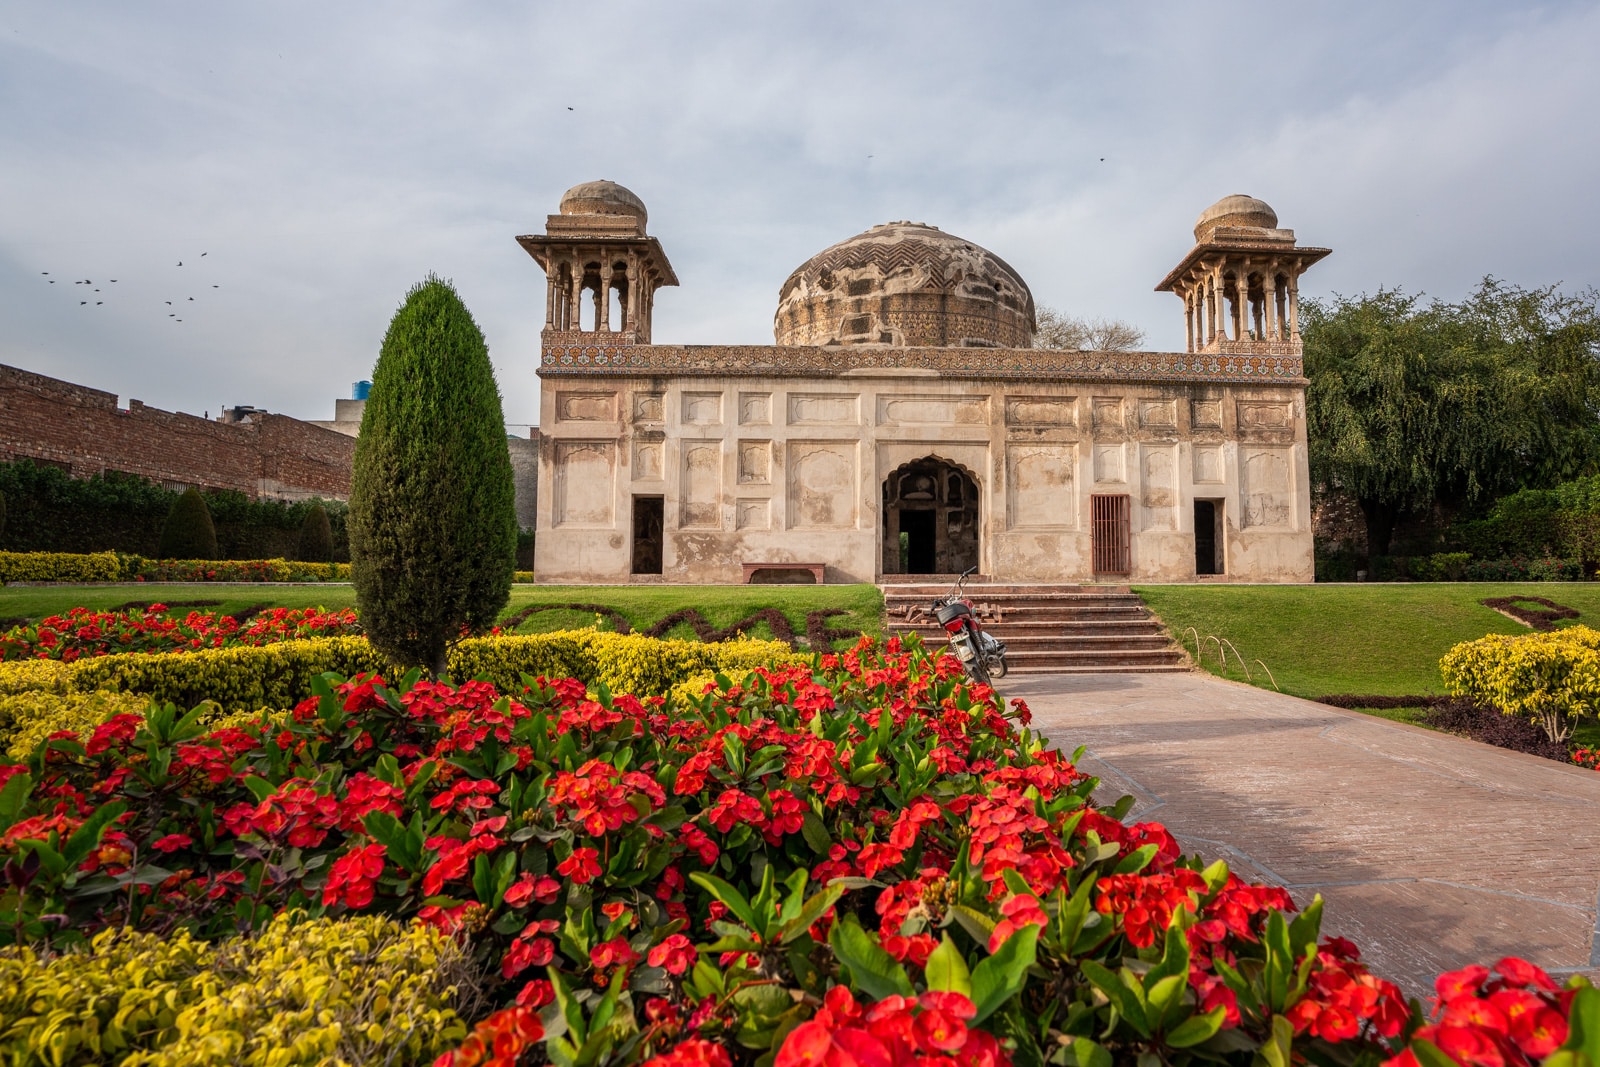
[559,180,647,224]
[774,222,1035,347]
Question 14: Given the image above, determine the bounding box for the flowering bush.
[0,633,1594,1066]
[0,603,361,662]
[0,549,352,584]
[1440,626,1600,743]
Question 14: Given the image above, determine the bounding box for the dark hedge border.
[1480,595,1580,631]
[1316,694,1448,709]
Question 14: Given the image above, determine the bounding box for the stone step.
[879,582,1187,675]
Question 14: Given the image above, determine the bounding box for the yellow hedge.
[0,632,801,714]
[0,914,476,1066]
[449,630,801,696]
[68,637,386,712]
[1440,624,1600,744]
[0,550,122,584]
[0,690,154,757]
[0,661,70,696]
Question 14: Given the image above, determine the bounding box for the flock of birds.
[39,253,221,323]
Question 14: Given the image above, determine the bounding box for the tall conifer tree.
[349,277,517,673]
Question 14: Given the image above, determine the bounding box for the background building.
[528,182,1325,584]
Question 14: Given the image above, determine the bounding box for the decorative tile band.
[538,343,1303,384]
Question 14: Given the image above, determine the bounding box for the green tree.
[296,501,334,562]
[349,277,517,673]
[1305,279,1600,556]
[158,487,219,560]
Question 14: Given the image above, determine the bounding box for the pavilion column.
[1185,293,1195,353]
[1287,275,1301,342]
[569,269,583,331]
[599,264,613,331]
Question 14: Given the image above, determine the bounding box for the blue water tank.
[352,380,372,400]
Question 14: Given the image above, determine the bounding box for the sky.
[2,1,1598,432]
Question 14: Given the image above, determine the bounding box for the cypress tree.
[349,276,517,673]
[158,487,219,560]
[296,502,334,562]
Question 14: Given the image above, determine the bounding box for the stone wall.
[0,363,354,501]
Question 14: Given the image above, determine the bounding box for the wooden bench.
[741,562,826,585]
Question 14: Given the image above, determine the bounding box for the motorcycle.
[931,567,1008,684]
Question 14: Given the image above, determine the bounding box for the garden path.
[1005,671,1600,999]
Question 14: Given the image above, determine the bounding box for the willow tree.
[349,277,517,673]
[1305,279,1600,555]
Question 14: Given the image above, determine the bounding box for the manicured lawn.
[0,582,885,646]
[1133,583,1600,698]
[1136,582,1600,750]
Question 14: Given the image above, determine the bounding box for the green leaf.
[800,810,832,853]
[0,770,33,830]
[781,882,846,945]
[63,800,126,869]
[948,904,996,945]
[689,872,762,933]
[828,917,914,1000]
[924,934,973,998]
[969,924,1038,1024]
[1565,986,1600,1060]
[1112,843,1158,875]
[1078,959,1145,1036]
[1164,1007,1225,1048]
[1286,895,1324,957]
[1257,1014,1294,1067]
[242,775,276,803]
[1057,1037,1112,1067]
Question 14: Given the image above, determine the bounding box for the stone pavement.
[1001,671,1600,998]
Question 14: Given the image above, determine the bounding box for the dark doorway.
[882,457,981,575]
[900,510,937,573]
[631,496,663,575]
[1194,499,1223,575]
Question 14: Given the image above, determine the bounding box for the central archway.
[881,456,980,576]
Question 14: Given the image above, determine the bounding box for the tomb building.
[523,182,1325,583]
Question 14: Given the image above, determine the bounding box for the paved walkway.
[1004,671,1600,998]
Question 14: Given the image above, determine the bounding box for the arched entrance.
[881,457,980,575]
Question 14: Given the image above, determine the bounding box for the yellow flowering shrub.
[1439,624,1600,743]
[0,914,479,1067]
[0,550,123,584]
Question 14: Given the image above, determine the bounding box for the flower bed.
[0,603,361,662]
[1,634,1593,1066]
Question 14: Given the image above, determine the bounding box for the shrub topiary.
[349,276,517,674]
[296,502,334,562]
[157,487,218,560]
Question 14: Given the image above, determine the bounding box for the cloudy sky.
[3,2,1598,430]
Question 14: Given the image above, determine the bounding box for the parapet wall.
[0,364,354,501]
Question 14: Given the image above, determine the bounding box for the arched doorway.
[882,457,980,575]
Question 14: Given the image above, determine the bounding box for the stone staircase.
[880,578,1189,674]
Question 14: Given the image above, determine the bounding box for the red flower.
[557,847,602,884]
[647,933,696,975]
[151,833,192,852]
[322,842,385,909]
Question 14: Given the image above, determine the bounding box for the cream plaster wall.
[533,375,1312,584]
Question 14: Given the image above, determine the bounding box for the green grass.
[1133,582,1600,699]
[0,583,885,648]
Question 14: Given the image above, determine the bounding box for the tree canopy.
[349,276,517,673]
[1032,308,1146,351]
[1304,278,1600,555]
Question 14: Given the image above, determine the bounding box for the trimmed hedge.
[0,631,802,711]
[0,550,352,584]
[0,551,122,584]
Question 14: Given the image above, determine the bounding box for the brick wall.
[0,364,354,500]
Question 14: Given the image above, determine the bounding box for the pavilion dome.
[1194,195,1279,241]
[774,222,1035,347]
[559,180,648,225]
